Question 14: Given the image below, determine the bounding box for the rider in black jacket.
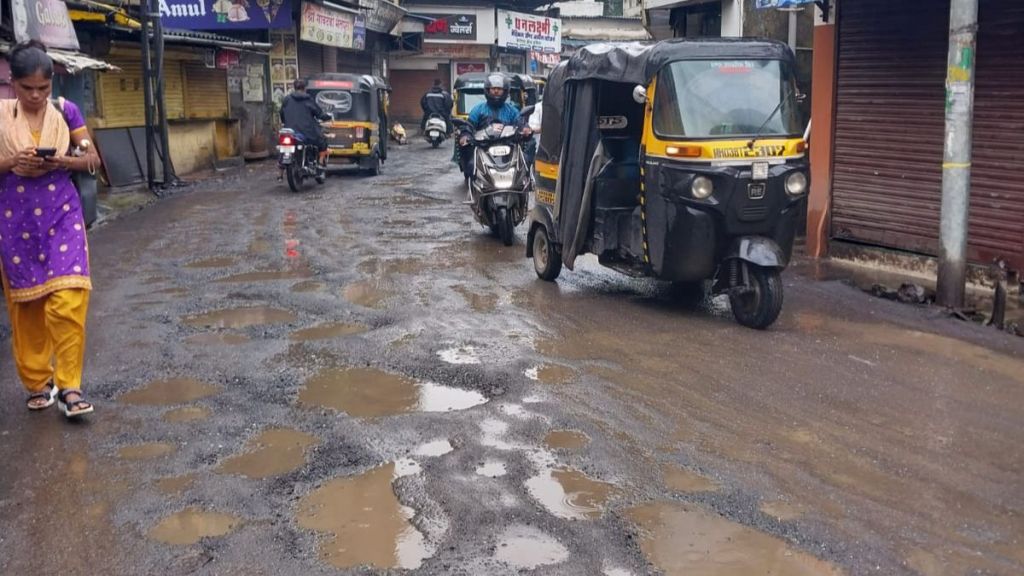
[420,79,453,134]
[280,79,330,155]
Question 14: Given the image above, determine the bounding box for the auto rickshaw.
[509,74,539,111]
[528,40,809,329]
[307,73,389,175]
[453,72,489,121]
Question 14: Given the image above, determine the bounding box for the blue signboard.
[755,0,816,8]
[159,0,295,30]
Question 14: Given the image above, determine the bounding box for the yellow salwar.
[3,284,89,393]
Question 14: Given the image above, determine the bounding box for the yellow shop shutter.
[183,64,229,119]
[98,58,186,127]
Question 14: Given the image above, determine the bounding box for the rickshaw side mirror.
[795,91,807,103]
[632,85,647,104]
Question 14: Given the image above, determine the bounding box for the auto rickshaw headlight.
[785,172,808,196]
[691,176,714,199]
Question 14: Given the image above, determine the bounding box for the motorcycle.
[453,106,534,246]
[277,128,325,192]
[424,114,448,148]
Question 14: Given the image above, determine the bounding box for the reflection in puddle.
[526,468,616,520]
[184,306,297,328]
[358,257,427,276]
[414,439,454,457]
[119,442,176,460]
[343,281,390,309]
[437,345,480,365]
[154,474,195,495]
[148,508,241,545]
[494,525,569,569]
[291,280,326,293]
[663,465,718,493]
[626,502,842,575]
[453,285,498,313]
[289,322,368,341]
[120,378,219,406]
[162,406,211,423]
[525,364,576,385]
[215,268,313,283]
[184,332,250,346]
[217,428,318,479]
[296,464,432,570]
[299,368,487,417]
[475,461,507,478]
[544,430,590,451]
[185,257,236,268]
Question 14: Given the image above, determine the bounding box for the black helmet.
[484,73,509,106]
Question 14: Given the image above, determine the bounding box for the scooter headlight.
[691,176,714,199]
[492,168,515,190]
[785,171,808,196]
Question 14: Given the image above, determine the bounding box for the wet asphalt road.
[0,142,1022,576]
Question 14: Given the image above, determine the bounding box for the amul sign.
[12,0,80,51]
[497,10,560,54]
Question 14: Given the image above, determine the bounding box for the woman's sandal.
[27,382,57,411]
[57,389,94,418]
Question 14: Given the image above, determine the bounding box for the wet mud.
[119,442,177,460]
[162,406,211,423]
[663,465,718,493]
[119,378,220,406]
[544,430,590,451]
[217,428,318,479]
[154,474,195,495]
[289,280,326,293]
[185,257,236,268]
[526,363,576,385]
[184,332,251,346]
[343,280,391,309]
[183,306,297,328]
[216,268,313,283]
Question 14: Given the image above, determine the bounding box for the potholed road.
[1,143,1021,576]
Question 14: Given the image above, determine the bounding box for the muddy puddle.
[184,332,250,346]
[626,501,842,575]
[119,442,176,460]
[525,364,576,385]
[663,465,718,493]
[185,257,236,268]
[476,461,508,478]
[154,474,195,495]
[358,257,427,277]
[526,468,616,520]
[343,280,392,309]
[494,525,569,569]
[184,306,297,329]
[544,430,590,450]
[215,268,313,283]
[119,378,220,406]
[299,368,487,417]
[296,463,432,570]
[248,238,271,255]
[289,322,368,341]
[290,280,326,293]
[452,285,499,313]
[217,428,318,479]
[148,508,241,546]
[162,406,211,423]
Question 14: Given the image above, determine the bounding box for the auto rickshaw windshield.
[652,59,802,139]
[314,89,371,121]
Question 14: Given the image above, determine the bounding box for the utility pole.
[936,0,978,308]
[140,0,156,189]
[152,3,175,186]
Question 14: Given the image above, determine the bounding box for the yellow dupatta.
[0,99,70,178]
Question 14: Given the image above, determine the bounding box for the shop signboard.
[301,1,366,50]
[497,10,560,54]
[158,0,295,30]
[422,43,491,61]
[754,0,815,7]
[12,0,80,51]
[455,62,487,75]
[359,0,406,34]
[424,14,477,41]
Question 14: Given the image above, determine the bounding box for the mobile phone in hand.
[35,148,57,158]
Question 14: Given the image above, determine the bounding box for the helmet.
[484,73,510,106]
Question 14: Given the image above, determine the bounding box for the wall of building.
[168,121,218,175]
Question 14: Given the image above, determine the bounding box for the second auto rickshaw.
[307,73,390,175]
[528,40,809,329]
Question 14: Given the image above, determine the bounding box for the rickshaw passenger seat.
[594,138,641,208]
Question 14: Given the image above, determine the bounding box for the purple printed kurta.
[0,101,91,303]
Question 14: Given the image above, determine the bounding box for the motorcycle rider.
[420,79,453,135]
[457,73,531,178]
[279,79,331,167]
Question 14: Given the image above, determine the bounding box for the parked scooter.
[277,128,325,192]
[453,106,534,246]
[424,114,448,148]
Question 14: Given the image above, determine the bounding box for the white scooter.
[424,114,448,148]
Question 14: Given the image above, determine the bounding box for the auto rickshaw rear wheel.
[532,226,561,281]
[729,266,783,330]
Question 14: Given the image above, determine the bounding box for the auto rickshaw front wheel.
[729,266,783,330]
[531,226,561,281]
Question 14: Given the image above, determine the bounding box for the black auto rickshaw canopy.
[306,73,391,163]
[539,39,799,269]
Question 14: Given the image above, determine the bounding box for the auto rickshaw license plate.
[748,183,767,200]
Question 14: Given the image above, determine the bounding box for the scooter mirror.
[518,105,536,118]
[632,85,647,104]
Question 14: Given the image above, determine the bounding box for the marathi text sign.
[424,15,477,41]
[301,2,359,49]
[159,0,294,30]
[360,0,406,34]
[754,0,816,7]
[497,10,560,54]
[13,0,80,51]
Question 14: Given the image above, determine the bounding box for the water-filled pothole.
[185,257,236,268]
[299,368,487,417]
[544,430,590,450]
[290,322,368,341]
[526,468,616,520]
[162,406,211,423]
[184,307,297,329]
[148,508,241,545]
[343,281,391,309]
[119,442,176,461]
[120,378,219,406]
[663,465,718,493]
[216,268,313,283]
[494,525,569,569]
[526,364,576,384]
[217,428,318,479]
[184,332,250,346]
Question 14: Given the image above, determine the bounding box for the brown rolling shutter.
[832,0,1024,269]
[299,41,325,77]
[183,64,229,119]
[970,0,1024,269]
[831,0,948,256]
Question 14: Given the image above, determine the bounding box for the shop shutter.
[99,58,186,127]
[831,0,948,256]
[970,0,1024,269]
[183,64,229,119]
[832,0,1024,269]
[299,41,324,77]
[389,66,450,122]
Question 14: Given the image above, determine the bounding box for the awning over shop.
[0,42,120,73]
[562,17,652,43]
[163,30,272,52]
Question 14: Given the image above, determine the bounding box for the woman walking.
[0,41,100,418]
